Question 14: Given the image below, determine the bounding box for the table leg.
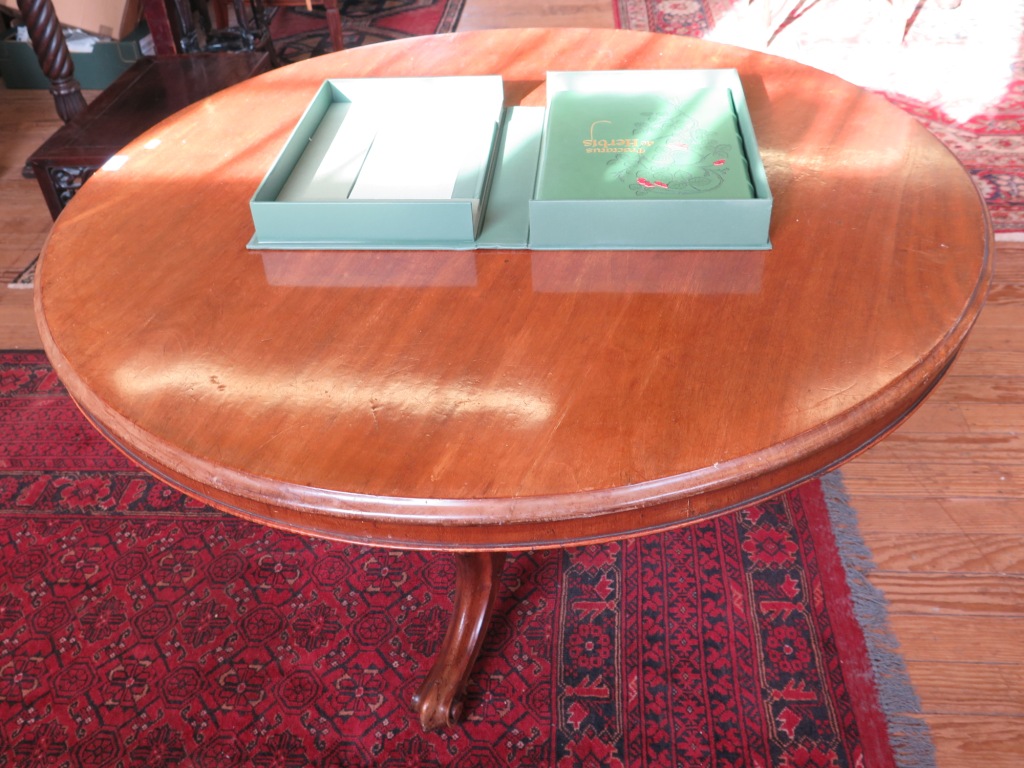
[15,0,87,123]
[411,550,507,730]
[142,0,180,56]
[324,0,344,51]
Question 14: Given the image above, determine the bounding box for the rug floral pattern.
[270,0,465,59]
[0,352,896,766]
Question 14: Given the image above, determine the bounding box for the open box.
[248,70,772,251]
[249,76,506,249]
[528,70,772,250]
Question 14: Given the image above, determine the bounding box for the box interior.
[250,77,506,249]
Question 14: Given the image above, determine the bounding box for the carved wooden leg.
[412,551,507,731]
[142,0,181,56]
[15,0,87,123]
[324,0,344,51]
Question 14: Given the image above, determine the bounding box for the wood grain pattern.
[867,572,1024,615]
[986,247,1024,281]
[926,716,1024,768]
[906,662,1024,714]
[855,433,1024,466]
[925,376,1024,405]
[863,533,1024,573]
[851,403,1024,435]
[32,28,991,550]
[885,615,1024,664]
[0,85,80,348]
[845,462,1020,497]
[853,495,1024,535]
[846,240,1024,768]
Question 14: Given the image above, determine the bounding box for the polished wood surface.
[34,28,990,551]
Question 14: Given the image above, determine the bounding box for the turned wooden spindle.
[15,0,87,122]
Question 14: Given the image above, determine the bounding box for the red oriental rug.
[269,0,465,61]
[0,351,930,766]
[614,0,1024,237]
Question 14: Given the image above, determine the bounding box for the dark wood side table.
[13,0,273,125]
[27,52,271,218]
[34,29,992,730]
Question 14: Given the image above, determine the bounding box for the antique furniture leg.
[143,0,182,55]
[324,0,344,51]
[260,0,345,51]
[412,551,507,730]
[15,0,86,122]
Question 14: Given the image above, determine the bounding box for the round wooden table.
[34,28,991,730]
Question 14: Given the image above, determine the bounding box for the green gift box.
[248,70,772,251]
[249,76,506,250]
[527,69,772,250]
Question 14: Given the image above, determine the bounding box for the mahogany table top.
[34,28,991,551]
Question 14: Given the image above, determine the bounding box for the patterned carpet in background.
[269,0,465,60]
[615,0,1024,235]
[0,351,928,766]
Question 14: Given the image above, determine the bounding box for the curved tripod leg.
[411,551,507,731]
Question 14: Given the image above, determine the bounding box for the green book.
[535,89,755,201]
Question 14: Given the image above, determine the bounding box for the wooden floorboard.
[886,614,1024,665]
[853,496,1024,535]
[2,3,1021,765]
[868,572,1024,615]
[456,0,615,30]
[926,715,1024,768]
[843,239,1024,767]
[907,661,1024,715]
[865,532,1024,574]
[0,83,59,349]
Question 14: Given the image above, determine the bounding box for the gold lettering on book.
[583,121,653,153]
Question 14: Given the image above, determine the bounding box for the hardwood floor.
[843,242,1024,767]
[2,2,1021,764]
[0,85,63,348]
[457,0,614,30]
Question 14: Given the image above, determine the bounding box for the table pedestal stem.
[412,551,507,730]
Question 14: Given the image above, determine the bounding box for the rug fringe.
[821,472,937,768]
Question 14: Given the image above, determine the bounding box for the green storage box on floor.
[0,23,151,90]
